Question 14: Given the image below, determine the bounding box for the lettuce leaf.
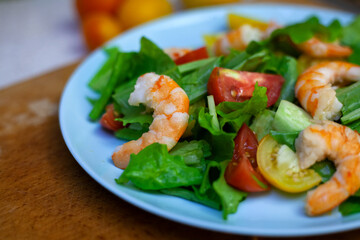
[216,84,268,131]
[269,130,299,151]
[310,160,336,183]
[341,16,360,50]
[114,123,149,141]
[198,100,236,161]
[170,140,211,166]
[177,57,222,104]
[109,37,180,129]
[88,47,120,93]
[221,47,270,72]
[117,143,203,190]
[213,161,247,219]
[271,16,342,44]
[269,56,298,107]
[339,196,360,216]
[250,109,275,141]
[160,187,221,210]
[89,52,138,120]
[139,37,180,81]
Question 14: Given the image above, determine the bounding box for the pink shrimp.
[212,21,281,56]
[295,61,360,120]
[295,121,360,216]
[296,37,353,58]
[164,48,191,61]
[112,73,189,169]
[213,24,263,56]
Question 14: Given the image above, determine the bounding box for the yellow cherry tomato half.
[228,13,269,31]
[257,135,322,193]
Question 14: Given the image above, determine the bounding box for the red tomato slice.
[225,124,270,192]
[207,67,284,107]
[174,47,209,65]
[100,104,124,131]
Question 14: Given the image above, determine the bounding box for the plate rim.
[59,3,360,237]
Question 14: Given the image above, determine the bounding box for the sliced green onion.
[178,57,217,74]
[207,95,220,131]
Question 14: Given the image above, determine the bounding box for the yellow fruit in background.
[182,0,239,8]
[82,13,123,50]
[228,13,269,31]
[117,0,173,29]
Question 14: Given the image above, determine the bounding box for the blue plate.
[59,4,360,237]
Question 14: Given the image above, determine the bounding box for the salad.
[87,13,360,219]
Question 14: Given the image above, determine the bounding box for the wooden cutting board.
[1,2,360,239]
[2,64,360,240]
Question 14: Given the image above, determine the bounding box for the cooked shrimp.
[112,73,189,169]
[296,37,353,58]
[295,61,360,120]
[164,48,191,61]
[295,121,360,216]
[213,24,263,56]
[263,20,282,39]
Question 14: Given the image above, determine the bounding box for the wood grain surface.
[1,2,360,239]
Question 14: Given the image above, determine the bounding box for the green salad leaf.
[89,37,179,121]
[216,84,268,131]
[337,81,360,126]
[178,57,222,104]
[339,196,360,216]
[341,16,360,50]
[139,37,180,81]
[198,108,236,161]
[89,52,136,120]
[250,109,275,141]
[160,187,221,210]
[310,160,336,183]
[88,47,120,93]
[271,56,298,107]
[170,140,211,166]
[269,130,300,151]
[114,123,149,141]
[271,16,342,44]
[213,161,247,219]
[117,143,203,190]
[221,47,270,72]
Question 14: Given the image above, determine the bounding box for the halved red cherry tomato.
[174,47,209,65]
[100,104,124,131]
[207,67,284,107]
[225,123,270,192]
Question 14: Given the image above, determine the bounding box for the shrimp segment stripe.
[296,121,360,216]
[295,61,360,120]
[112,73,189,169]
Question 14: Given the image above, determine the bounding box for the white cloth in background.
[0,0,86,89]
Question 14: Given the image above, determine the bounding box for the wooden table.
[1,2,360,239]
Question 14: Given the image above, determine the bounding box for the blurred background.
[0,0,359,89]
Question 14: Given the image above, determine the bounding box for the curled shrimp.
[295,121,360,216]
[213,21,281,56]
[296,37,353,58]
[213,24,263,56]
[295,61,360,120]
[164,48,191,61]
[112,73,189,169]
